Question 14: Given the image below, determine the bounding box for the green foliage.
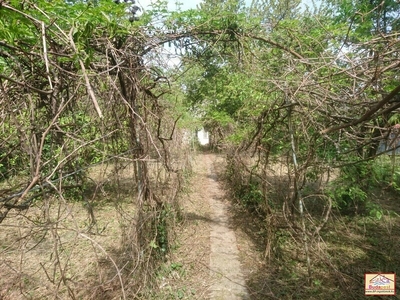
[237,182,264,209]
[328,0,400,36]
[326,160,395,219]
[371,157,393,182]
[392,171,400,193]
[0,115,30,180]
[155,205,171,255]
[327,163,370,214]
[366,202,384,220]
[329,183,368,214]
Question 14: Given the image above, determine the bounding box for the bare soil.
[2,153,399,299]
[162,153,400,300]
[0,162,155,299]
[155,153,254,299]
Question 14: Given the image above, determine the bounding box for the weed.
[236,183,264,210]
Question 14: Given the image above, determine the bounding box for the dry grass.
[143,153,213,299]
[0,156,188,300]
[4,151,397,300]
[0,202,130,299]
[223,152,400,299]
[0,162,138,299]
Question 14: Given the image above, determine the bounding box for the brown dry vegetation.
[1,150,399,300]
[106,151,399,300]
[0,144,192,299]
[1,1,400,300]
[222,152,400,299]
[143,153,213,299]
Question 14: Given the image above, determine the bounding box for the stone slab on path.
[204,154,249,300]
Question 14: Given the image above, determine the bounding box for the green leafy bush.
[327,163,369,215]
[236,182,264,211]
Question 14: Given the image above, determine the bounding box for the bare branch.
[321,84,400,134]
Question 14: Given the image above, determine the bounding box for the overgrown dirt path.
[166,153,250,299]
[205,154,249,299]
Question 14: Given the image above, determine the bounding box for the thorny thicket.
[179,0,400,294]
[0,1,191,299]
[236,14,400,300]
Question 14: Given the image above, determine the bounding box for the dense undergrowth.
[225,152,400,299]
[1,0,400,298]
[0,140,194,299]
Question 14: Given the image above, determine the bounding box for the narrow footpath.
[205,154,249,299]
[163,153,251,299]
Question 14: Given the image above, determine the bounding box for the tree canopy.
[1,0,400,298]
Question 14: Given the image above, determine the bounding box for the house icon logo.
[365,273,396,296]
